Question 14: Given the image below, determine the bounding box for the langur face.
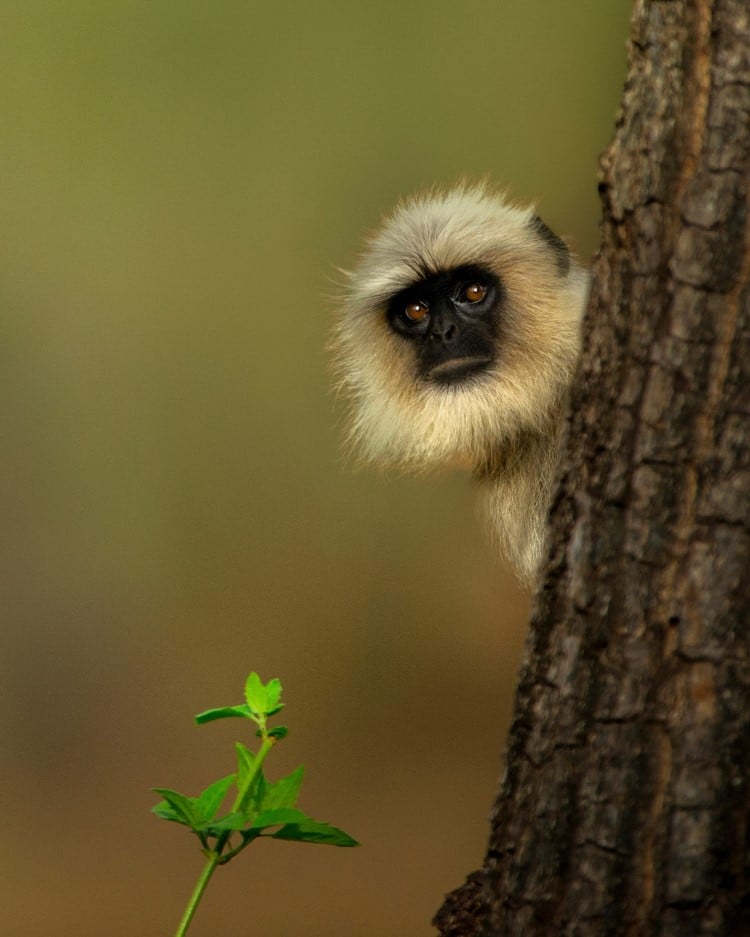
[386,265,502,387]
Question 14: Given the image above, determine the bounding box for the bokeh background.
[2,3,631,935]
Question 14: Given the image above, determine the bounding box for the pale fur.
[331,184,589,584]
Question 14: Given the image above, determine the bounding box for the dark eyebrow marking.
[529,214,570,277]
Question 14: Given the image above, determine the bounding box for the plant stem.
[173,853,219,937]
[173,733,276,937]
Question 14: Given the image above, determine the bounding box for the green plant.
[153,672,359,937]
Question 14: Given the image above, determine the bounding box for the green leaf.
[195,704,253,724]
[244,672,266,714]
[235,742,256,787]
[263,677,283,715]
[152,801,180,822]
[234,743,268,817]
[270,818,360,847]
[250,807,308,830]
[210,811,251,832]
[244,672,285,717]
[259,726,289,741]
[196,774,236,823]
[151,788,197,828]
[248,772,267,816]
[259,765,304,811]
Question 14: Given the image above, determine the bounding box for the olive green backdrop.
[2,2,630,935]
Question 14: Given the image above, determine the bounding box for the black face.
[386,265,501,386]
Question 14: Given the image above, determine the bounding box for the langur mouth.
[427,356,494,384]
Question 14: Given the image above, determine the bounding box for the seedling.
[153,672,359,937]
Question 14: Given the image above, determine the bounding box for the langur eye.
[463,283,488,303]
[404,301,429,321]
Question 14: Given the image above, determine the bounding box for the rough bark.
[434,1,750,934]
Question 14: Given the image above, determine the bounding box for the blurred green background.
[1,2,630,935]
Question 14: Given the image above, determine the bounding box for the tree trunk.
[435,2,750,934]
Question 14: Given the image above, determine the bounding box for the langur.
[331,184,589,584]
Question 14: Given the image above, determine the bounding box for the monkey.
[330,184,589,585]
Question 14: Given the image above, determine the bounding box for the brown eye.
[463,283,488,303]
[404,301,429,321]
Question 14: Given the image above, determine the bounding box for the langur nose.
[429,319,457,342]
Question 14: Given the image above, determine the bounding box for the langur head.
[330,183,589,582]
